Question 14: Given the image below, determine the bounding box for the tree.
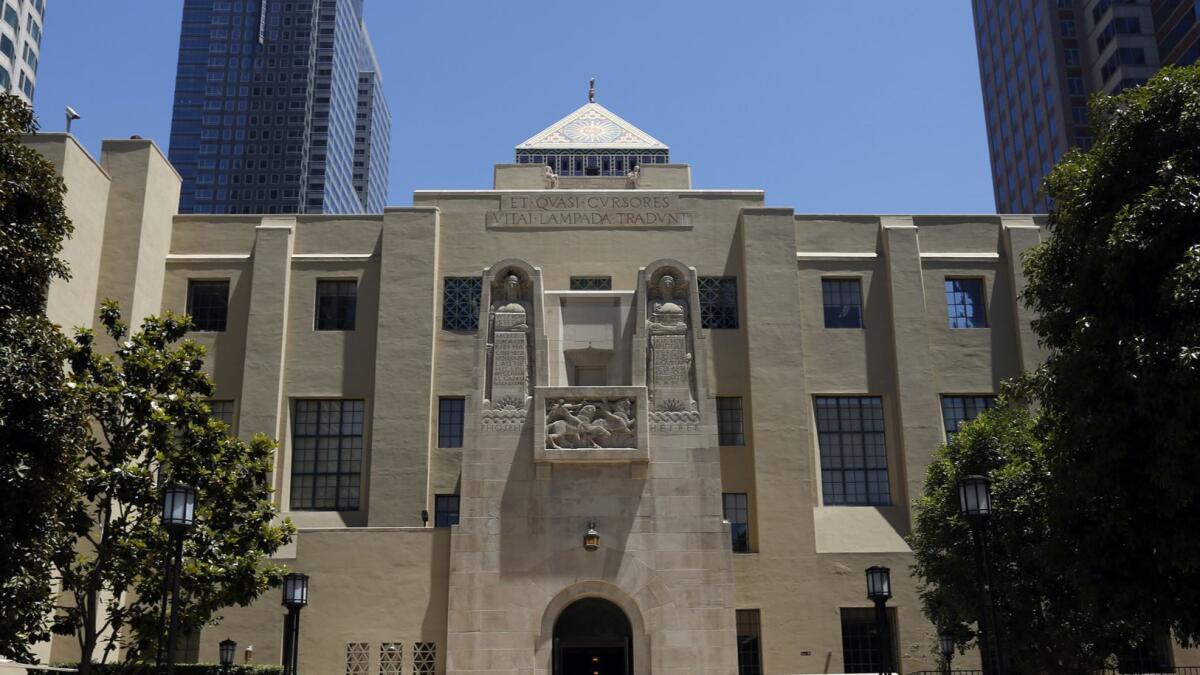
[909,401,1109,673]
[1022,64,1200,655]
[53,303,295,673]
[0,93,87,661]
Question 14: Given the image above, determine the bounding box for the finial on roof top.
[588,78,595,103]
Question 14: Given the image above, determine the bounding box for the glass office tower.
[169,0,390,215]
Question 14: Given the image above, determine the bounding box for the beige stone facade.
[29,111,1183,674]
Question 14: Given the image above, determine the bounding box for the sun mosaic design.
[561,117,625,144]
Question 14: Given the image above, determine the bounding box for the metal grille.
[717,397,745,446]
[187,280,230,331]
[816,397,890,506]
[569,276,612,291]
[698,276,739,329]
[315,279,358,330]
[840,607,897,673]
[723,493,750,553]
[822,278,863,328]
[442,276,481,331]
[941,395,996,436]
[290,399,364,510]
[736,609,762,675]
[345,642,369,675]
[945,278,988,328]
[413,642,436,674]
[437,398,465,448]
[379,642,403,674]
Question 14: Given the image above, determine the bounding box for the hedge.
[43,665,284,675]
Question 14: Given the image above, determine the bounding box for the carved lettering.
[485,193,690,229]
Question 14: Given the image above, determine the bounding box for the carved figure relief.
[646,269,699,425]
[545,398,637,449]
[483,270,534,431]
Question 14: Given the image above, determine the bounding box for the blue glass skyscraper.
[169,0,390,215]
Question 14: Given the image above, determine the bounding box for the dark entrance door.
[552,598,633,675]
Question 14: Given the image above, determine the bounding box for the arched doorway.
[553,597,633,675]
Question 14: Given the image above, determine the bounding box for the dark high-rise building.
[169,0,390,215]
[971,0,1197,213]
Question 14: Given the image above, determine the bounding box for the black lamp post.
[865,566,894,675]
[160,483,196,675]
[958,475,1002,675]
[938,632,955,675]
[219,638,237,673]
[280,573,309,675]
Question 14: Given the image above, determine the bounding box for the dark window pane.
[822,278,863,328]
[187,279,230,331]
[736,609,763,675]
[945,278,988,328]
[569,276,612,291]
[815,397,890,506]
[315,279,357,330]
[941,395,996,436]
[717,397,745,446]
[699,276,738,329]
[438,397,465,448]
[841,607,898,673]
[290,399,364,511]
[442,276,481,331]
[723,492,750,553]
[208,399,236,432]
[434,494,459,527]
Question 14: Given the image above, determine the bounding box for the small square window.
[442,277,481,331]
[315,280,357,331]
[187,280,230,332]
[822,278,863,328]
[941,395,996,437]
[208,400,236,432]
[699,276,738,329]
[717,397,745,446]
[569,276,612,291]
[723,492,750,553]
[438,397,465,448]
[945,278,988,328]
[434,495,459,527]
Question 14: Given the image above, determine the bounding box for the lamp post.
[958,475,1002,675]
[280,573,309,675]
[865,566,894,675]
[160,484,196,675]
[219,638,237,673]
[938,632,955,675]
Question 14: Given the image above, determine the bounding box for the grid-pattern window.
[945,278,988,328]
[717,397,745,446]
[187,280,230,331]
[438,397,465,448]
[442,276,482,330]
[815,397,890,506]
[736,609,763,675]
[723,493,750,553]
[822,278,863,328]
[345,642,369,675]
[434,495,460,527]
[699,276,739,329]
[569,276,612,291]
[413,642,436,674]
[379,642,403,675]
[941,395,996,436]
[315,280,357,330]
[840,607,897,673]
[208,400,236,431]
[290,400,364,510]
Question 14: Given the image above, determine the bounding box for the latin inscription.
[651,334,689,387]
[486,194,690,228]
[492,331,528,388]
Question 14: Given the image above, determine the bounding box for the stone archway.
[536,581,650,675]
[553,597,632,675]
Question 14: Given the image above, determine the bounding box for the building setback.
[27,100,1200,672]
[971,0,1198,214]
[0,0,44,102]
[168,0,390,216]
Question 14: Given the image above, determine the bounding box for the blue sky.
[35,1,994,213]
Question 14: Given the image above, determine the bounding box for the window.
[736,609,763,675]
[2,5,16,29]
[208,400,236,431]
[569,276,612,291]
[945,279,988,328]
[816,397,890,506]
[438,397,465,448]
[0,35,14,58]
[698,276,738,329]
[315,280,356,331]
[822,278,863,328]
[442,276,481,331]
[723,493,750,553]
[840,607,898,673]
[412,642,436,674]
[434,494,459,527]
[187,280,230,331]
[941,395,996,437]
[290,399,364,511]
[716,397,745,446]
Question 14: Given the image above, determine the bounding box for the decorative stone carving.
[543,166,559,189]
[545,398,637,449]
[483,271,533,431]
[626,165,641,189]
[647,271,697,418]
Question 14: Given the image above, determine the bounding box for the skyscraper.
[168,0,390,215]
[971,0,1198,213]
[0,0,45,103]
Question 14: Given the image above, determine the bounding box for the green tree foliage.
[1022,65,1200,651]
[0,93,87,661]
[910,402,1107,673]
[54,303,295,673]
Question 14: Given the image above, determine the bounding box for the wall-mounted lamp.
[421,509,429,527]
[583,520,600,552]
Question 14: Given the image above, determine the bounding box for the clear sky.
[34,1,995,214]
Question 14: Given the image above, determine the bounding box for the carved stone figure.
[545,398,637,449]
[646,270,697,417]
[626,165,641,189]
[483,271,533,428]
[543,166,559,189]
[648,274,687,334]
